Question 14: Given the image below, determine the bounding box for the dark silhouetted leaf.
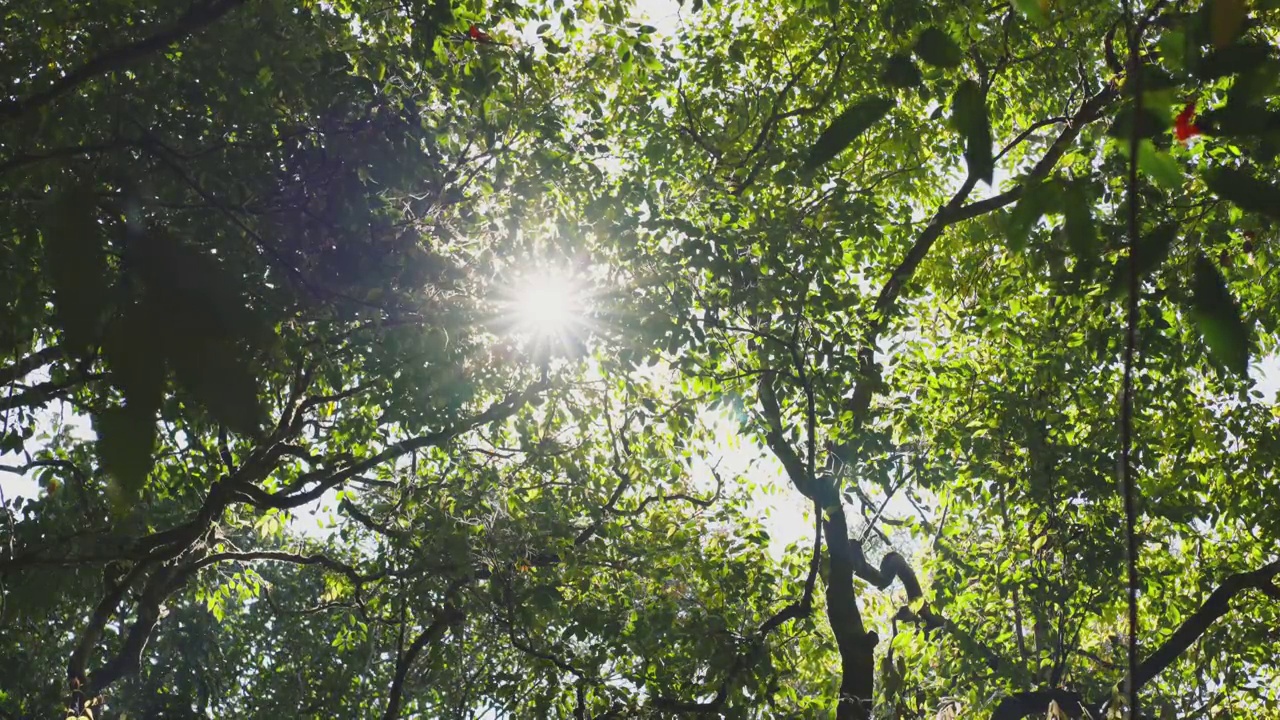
[1195,41,1273,79]
[1062,183,1097,261]
[1205,166,1280,221]
[1008,179,1059,251]
[102,298,166,416]
[802,96,893,173]
[43,185,109,354]
[95,405,157,499]
[1197,107,1280,137]
[133,230,266,343]
[914,28,964,69]
[1108,223,1178,299]
[951,80,993,185]
[881,54,923,89]
[167,332,264,437]
[1189,253,1250,375]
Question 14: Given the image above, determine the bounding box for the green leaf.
[102,299,166,416]
[1106,104,1169,140]
[167,333,264,438]
[881,54,923,89]
[1108,223,1178,299]
[802,96,893,173]
[951,80,993,185]
[913,27,964,69]
[1130,139,1184,189]
[1008,179,1058,250]
[43,185,109,354]
[1189,253,1251,375]
[1061,182,1097,261]
[95,405,158,499]
[1205,166,1280,221]
[1011,0,1047,24]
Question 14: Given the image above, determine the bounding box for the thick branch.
[0,346,63,386]
[383,606,461,720]
[1132,559,1280,690]
[991,559,1280,720]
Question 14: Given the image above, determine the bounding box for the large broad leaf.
[1197,107,1280,137]
[1126,139,1183,190]
[1205,166,1280,221]
[802,96,893,173]
[1061,182,1097,261]
[1008,178,1059,251]
[133,230,266,342]
[1189,252,1251,376]
[1108,223,1178,299]
[951,80,993,185]
[1210,0,1248,49]
[1106,104,1169,140]
[43,185,109,354]
[1195,41,1273,80]
[166,330,264,438]
[1012,0,1048,24]
[101,298,166,415]
[881,54,923,89]
[914,27,964,69]
[95,405,158,500]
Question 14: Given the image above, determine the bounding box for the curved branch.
[991,559,1280,720]
[248,384,544,509]
[1133,559,1280,690]
[383,605,462,720]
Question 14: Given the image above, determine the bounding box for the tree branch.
[383,605,463,720]
[0,0,250,124]
[247,384,544,509]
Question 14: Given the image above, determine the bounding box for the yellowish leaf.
[1211,0,1248,49]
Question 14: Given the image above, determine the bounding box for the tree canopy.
[2,0,1280,718]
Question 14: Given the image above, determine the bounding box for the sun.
[502,268,591,347]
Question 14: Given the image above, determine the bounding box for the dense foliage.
[2,0,1279,718]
